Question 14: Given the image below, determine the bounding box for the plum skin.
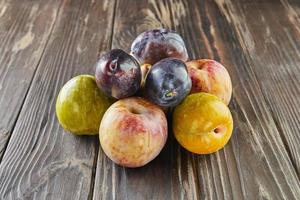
[130,28,189,65]
[56,75,113,135]
[173,93,233,154]
[144,58,192,107]
[99,97,168,168]
[95,49,142,99]
[186,59,232,105]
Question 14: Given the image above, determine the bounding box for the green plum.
[56,75,113,135]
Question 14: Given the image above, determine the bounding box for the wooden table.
[0,0,299,199]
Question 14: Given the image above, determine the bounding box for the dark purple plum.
[95,49,141,99]
[130,28,188,65]
[144,58,191,107]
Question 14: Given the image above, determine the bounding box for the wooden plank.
[0,0,115,199]
[0,0,62,160]
[93,0,300,199]
[215,0,300,176]
[93,1,186,199]
[188,0,300,199]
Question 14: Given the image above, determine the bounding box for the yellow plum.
[173,93,233,154]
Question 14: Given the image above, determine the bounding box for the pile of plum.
[56,29,233,168]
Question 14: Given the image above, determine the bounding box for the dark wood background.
[0,0,299,199]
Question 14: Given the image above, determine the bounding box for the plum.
[144,58,191,107]
[56,75,113,135]
[95,49,141,99]
[173,93,233,154]
[99,97,168,168]
[186,59,232,105]
[130,28,188,65]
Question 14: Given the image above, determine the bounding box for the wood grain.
[93,1,189,199]
[0,0,61,160]
[195,0,300,199]
[0,0,299,199]
[93,0,300,199]
[215,0,300,176]
[0,0,115,199]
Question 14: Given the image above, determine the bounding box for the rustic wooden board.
[0,0,299,199]
[93,1,181,199]
[193,1,300,198]
[0,0,61,160]
[216,0,300,176]
[0,0,115,199]
[92,0,300,199]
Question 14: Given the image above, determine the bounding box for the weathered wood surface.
[215,0,300,176]
[92,0,300,199]
[0,0,61,160]
[0,0,115,199]
[0,0,300,200]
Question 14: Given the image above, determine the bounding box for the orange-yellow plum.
[173,93,233,154]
